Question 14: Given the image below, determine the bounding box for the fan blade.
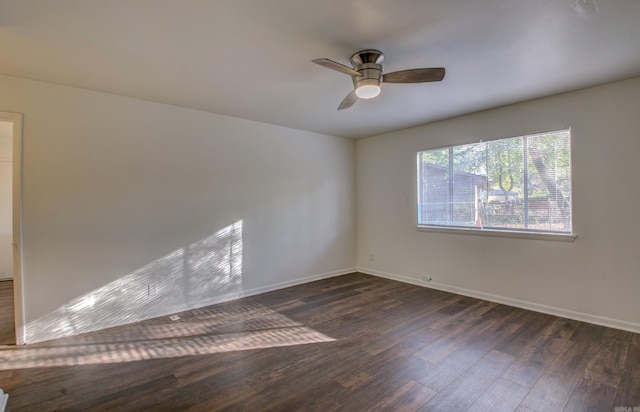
[338,90,358,110]
[312,58,362,77]
[383,68,445,83]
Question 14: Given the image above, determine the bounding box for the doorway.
[0,112,23,345]
[0,120,13,281]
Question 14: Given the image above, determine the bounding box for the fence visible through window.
[417,129,572,235]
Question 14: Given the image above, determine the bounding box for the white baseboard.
[357,267,640,334]
[237,267,357,298]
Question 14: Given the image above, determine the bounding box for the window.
[417,129,572,237]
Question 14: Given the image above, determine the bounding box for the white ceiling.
[1,0,639,139]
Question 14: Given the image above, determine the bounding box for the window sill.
[416,225,576,242]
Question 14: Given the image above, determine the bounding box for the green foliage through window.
[417,130,572,234]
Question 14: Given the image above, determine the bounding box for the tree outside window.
[417,129,572,234]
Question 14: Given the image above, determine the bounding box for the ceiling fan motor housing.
[352,63,382,95]
[350,49,384,65]
[351,50,384,98]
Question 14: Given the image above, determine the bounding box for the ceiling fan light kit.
[355,84,381,99]
[312,49,445,110]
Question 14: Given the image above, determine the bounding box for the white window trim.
[417,224,576,242]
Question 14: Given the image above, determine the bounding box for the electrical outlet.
[422,275,432,282]
[369,253,375,261]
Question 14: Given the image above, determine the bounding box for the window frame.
[416,129,576,241]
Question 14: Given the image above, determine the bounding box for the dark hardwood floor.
[0,273,638,411]
[0,279,15,345]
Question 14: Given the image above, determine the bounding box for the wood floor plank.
[519,372,577,412]
[363,314,449,356]
[563,377,617,412]
[364,380,436,412]
[514,406,538,412]
[495,312,557,357]
[415,305,529,392]
[0,280,15,345]
[0,273,638,411]
[583,327,632,387]
[436,295,481,316]
[238,380,345,412]
[333,341,420,389]
[501,317,578,388]
[466,378,530,412]
[244,341,363,393]
[418,349,516,411]
[519,322,605,411]
[414,302,499,364]
[613,342,640,407]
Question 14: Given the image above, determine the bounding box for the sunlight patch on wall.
[1,303,335,370]
[25,221,244,343]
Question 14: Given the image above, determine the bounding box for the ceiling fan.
[312,49,445,110]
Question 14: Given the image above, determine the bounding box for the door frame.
[0,112,25,345]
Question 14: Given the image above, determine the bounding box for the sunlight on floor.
[1,303,335,370]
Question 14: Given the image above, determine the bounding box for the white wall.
[0,74,356,343]
[357,77,640,332]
